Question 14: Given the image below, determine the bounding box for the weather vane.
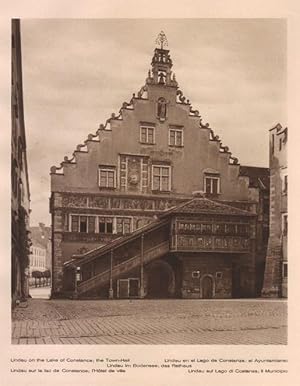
[155,31,168,49]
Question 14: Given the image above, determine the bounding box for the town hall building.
[50,33,269,300]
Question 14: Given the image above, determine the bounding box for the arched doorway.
[145,260,175,298]
[201,275,214,299]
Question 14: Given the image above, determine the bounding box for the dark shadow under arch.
[145,260,175,298]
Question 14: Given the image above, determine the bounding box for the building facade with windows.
[29,223,52,284]
[262,124,287,297]
[50,39,268,299]
[29,244,47,276]
[11,19,31,306]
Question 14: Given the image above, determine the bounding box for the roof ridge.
[170,196,254,216]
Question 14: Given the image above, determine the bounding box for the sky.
[20,19,287,227]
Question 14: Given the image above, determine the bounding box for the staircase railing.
[77,240,170,294]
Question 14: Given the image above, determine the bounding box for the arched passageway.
[146,260,175,298]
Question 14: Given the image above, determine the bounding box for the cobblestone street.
[12,298,287,345]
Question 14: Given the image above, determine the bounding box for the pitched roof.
[161,197,255,217]
[30,225,51,248]
[239,166,270,190]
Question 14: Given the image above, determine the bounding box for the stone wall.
[180,253,233,299]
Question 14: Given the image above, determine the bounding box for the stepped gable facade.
[50,34,268,299]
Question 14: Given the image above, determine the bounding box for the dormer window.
[98,165,116,189]
[140,125,155,144]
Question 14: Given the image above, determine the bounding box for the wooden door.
[118,279,129,298]
[202,276,213,299]
[129,278,139,297]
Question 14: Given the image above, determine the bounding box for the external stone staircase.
[77,240,170,295]
[63,217,171,297]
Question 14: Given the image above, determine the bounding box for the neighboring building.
[262,124,287,297]
[30,223,52,270]
[11,19,31,305]
[239,166,270,295]
[29,223,52,286]
[29,243,47,277]
[50,34,269,299]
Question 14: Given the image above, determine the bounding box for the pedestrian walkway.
[12,299,287,345]
[29,286,51,299]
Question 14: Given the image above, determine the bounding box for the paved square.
[12,298,287,345]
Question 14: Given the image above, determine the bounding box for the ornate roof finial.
[155,31,168,49]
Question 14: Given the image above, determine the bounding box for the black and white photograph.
[11,18,288,347]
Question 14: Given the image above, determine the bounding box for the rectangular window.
[283,175,288,194]
[169,127,183,147]
[79,216,87,233]
[107,221,113,234]
[282,214,288,236]
[71,215,79,232]
[204,175,220,195]
[152,165,171,191]
[283,262,288,278]
[271,133,275,154]
[71,215,96,233]
[116,218,132,234]
[98,166,116,188]
[99,221,105,233]
[140,126,155,144]
[99,217,113,234]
